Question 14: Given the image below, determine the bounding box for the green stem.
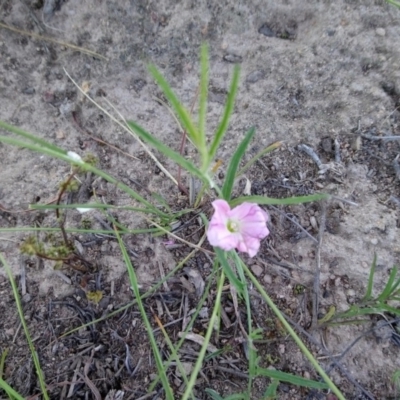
[241,260,345,400]
[181,269,225,400]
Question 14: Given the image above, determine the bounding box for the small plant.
[0,44,347,400]
[319,255,400,327]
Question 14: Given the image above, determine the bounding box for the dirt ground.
[1,0,400,399]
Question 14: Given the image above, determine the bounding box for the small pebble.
[370,238,378,245]
[251,264,263,277]
[263,274,272,284]
[376,28,386,37]
[246,70,265,84]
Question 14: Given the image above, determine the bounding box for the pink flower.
[207,200,269,257]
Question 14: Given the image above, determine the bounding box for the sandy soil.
[1,0,400,399]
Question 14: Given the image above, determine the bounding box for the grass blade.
[127,120,209,184]
[209,65,240,162]
[0,253,49,400]
[230,193,329,207]
[148,65,199,145]
[362,253,377,302]
[377,266,398,302]
[236,141,282,177]
[0,134,167,217]
[0,378,25,400]
[255,368,328,390]
[0,120,65,154]
[113,229,174,400]
[198,43,209,157]
[222,127,255,200]
[240,258,345,400]
[181,269,226,400]
[263,379,279,399]
[205,390,246,400]
[386,0,400,7]
[214,248,244,292]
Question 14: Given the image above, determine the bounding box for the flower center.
[227,219,240,233]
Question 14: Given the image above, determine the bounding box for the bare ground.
[1,0,400,399]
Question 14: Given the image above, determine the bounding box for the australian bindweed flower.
[207,199,269,257]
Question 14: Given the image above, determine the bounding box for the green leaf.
[0,119,64,154]
[263,379,279,399]
[127,120,208,184]
[114,230,174,400]
[209,65,240,162]
[378,266,399,302]
[255,367,329,390]
[0,254,49,400]
[363,253,377,302]
[0,132,167,217]
[230,193,329,207]
[386,0,400,8]
[205,390,246,400]
[222,127,255,200]
[214,248,244,293]
[148,65,199,145]
[0,378,25,400]
[236,141,282,177]
[198,43,209,155]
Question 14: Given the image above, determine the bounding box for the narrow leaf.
[148,65,199,144]
[214,248,244,293]
[0,120,64,154]
[0,134,166,217]
[263,379,279,399]
[378,266,398,302]
[256,367,329,390]
[114,230,174,400]
[236,141,282,177]
[198,43,209,153]
[127,120,208,184]
[362,253,377,302]
[209,66,240,161]
[222,127,255,200]
[0,378,25,400]
[230,193,329,207]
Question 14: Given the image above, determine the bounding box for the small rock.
[278,344,285,354]
[346,289,356,297]
[251,264,263,277]
[350,82,364,93]
[22,293,32,303]
[246,70,265,84]
[263,274,272,284]
[376,28,386,37]
[223,53,243,63]
[351,135,362,151]
[22,87,35,95]
[370,238,378,245]
[258,23,275,37]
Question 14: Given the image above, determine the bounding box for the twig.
[361,133,400,141]
[269,204,318,244]
[64,69,177,186]
[215,366,248,379]
[0,21,107,60]
[298,144,323,169]
[71,110,139,161]
[311,202,326,330]
[334,138,341,163]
